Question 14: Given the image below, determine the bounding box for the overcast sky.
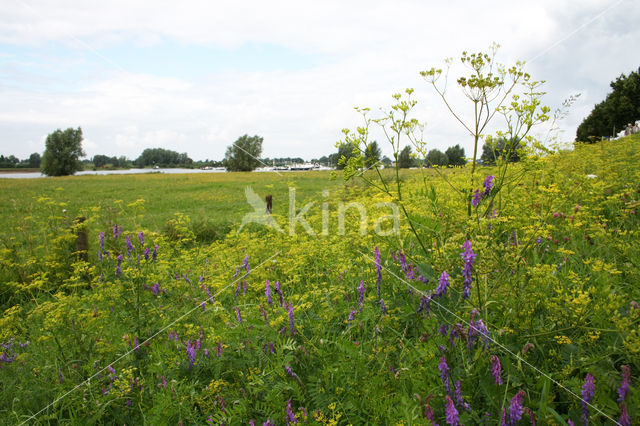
[1,0,638,161]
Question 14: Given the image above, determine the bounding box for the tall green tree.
[576,67,640,141]
[398,146,414,168]
[335,141,358,170]
[28,153,41,168]
[480,136,521,165]
[426,148,449,166]
[364,141,382,168]
[445,144,466,166]
[224,134,263,172]
[41,127,85,176]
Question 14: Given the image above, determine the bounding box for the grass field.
[0,137,639,425]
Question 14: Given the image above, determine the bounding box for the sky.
[1,0,639,162]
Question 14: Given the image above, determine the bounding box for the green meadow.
[0,137,639,425]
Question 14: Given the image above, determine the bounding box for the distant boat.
[289,163,316,171]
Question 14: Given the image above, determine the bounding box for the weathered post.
[266,195,273,214]
[74,216,88,261]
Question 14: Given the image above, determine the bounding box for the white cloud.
[1,0,639,161]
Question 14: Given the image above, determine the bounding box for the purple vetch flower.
[107,364,116,375]
[235,280,241,299]
[445,395,459,425]
[471,189,482,207]
[125,235,134,257]
[436,271,450,297]
[235,307,242,323]
[454,380,471,411]
[185,340,196,367]
[201,301,206,312]
[150,282,161,295]
[116,254,123,276]
[152,245,158,261]
[285,365,299,380]
[216,341,223,356]
[500,408,507,426]
[144,247,150,261]
[439,356,451,395]
[509,390,525,425]
[249,421,255,426]
[134,337,140,352]
[375,246,382,297]
[490,355,503,385]
[204,348,209,358]
[460,239,476,299]
[286,399,298,424]
[524,407,536,426]
[618,364,630,402]
[483,175,495,196]
[184,274,192,286]
[379,299,387,314]
[581,373,595,426]
[440,324,448,337]
[58,369,64,383]
[358,281,365,312]
[263,421,274,426]
[417,293,432,315]
[468,309,491,350]
[242,254,250,275]
[619,402,631,426]
[138,231,144,246]
[265,279,272,305]
[287,303,295,336]
[113,224,121,239]
[206,286,214,303]
[242,280,247,295]
[347,309,357,325]
[567,420,575,426]
[275,281,284,307]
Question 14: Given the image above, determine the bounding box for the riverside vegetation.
[0,133,638,424]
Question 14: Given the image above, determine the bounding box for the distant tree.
[28,152,41,168]
[135,148,192,167]
[364,141,382,168]
[92,154,110,168]
[576,67,640,141]
[41,127,85,176]
[445,144,466,166]
[398,146,414,168]
[381,155,392,166]
[336,142,358,170]
[327,153,339,167]
[480,136,521,165]
[426,149,449,167]
[224,134,263,172]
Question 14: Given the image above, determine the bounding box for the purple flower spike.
[235,306,242,323]
[138,231,144,246]
[116,254,123,276]
[201,301,206,312]
[374,246,382,297]
[286,399,298,424]
[152,245,158,261]
[619,402,631,426]
[509,390,525,425]
[490,355,503,385]
[618,365,630,402]
[379,298,387,314]
[439,356,451,395]
[460,239,476,299]
[500,408,507,426]
[285,365,299,380]
[471,189,482,207]
[445,395,459,425]
[275,281,284,307]
[347,309,357,325]
[265,279,272,306]
[436,271,450,297]
[287,303,295,336]
[99,231,105,251]
[581,373,595,426]
[358,281,365,312]
[454,380,471,411]
[125,235,134,257]
[144,247,150,260]
[483,175,495,196]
